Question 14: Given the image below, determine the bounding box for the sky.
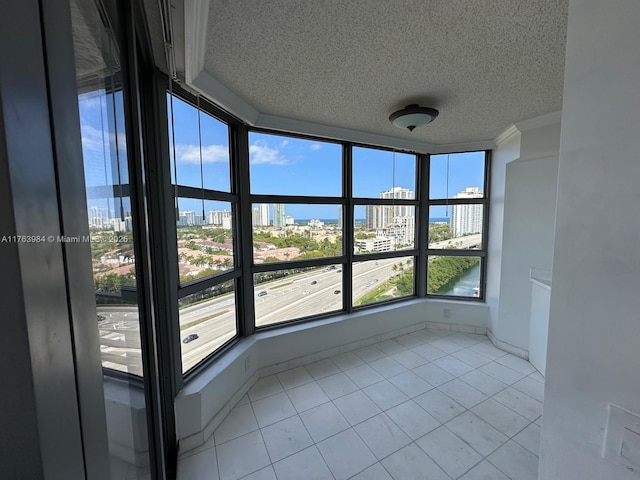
[78,91,485,221]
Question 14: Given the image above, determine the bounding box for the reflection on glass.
[72,0,151,475]
[97,299,142,376]
[429,152,485,199]
[249,132,342,196]
[428,205,483,250]
[167,93,232,191]
[167,95,202,189]
[352,147,416,198]
[354,205,415,253]
[200,111,231,192]
[252,204,342,263]
[427,255,481,297]
[353,257,414,307]
[176,198,234,284]
[179,280,237,373]
[88,198,137,286]
[255,266,342,326]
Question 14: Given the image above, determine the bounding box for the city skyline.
[80,92,485,221]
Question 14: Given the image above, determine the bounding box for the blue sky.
[79,92,485,221]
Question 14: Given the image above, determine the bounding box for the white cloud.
[175,144,229,164]
[79,122,127,154]
[78,92,104,110]
[310,143,322,151]
[249,139,289,165]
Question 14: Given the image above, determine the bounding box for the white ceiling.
[160,0,568,149]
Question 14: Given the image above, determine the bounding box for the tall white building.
[208,209,232,226]
[380,187,414,219]
[273,204,286,227]
[366,187,415,229]
[451,187,483,237]
[178,210,197,227]
[252,203,270,226]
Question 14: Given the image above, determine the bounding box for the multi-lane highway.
[97,233,480,373]
[97,257,409,372]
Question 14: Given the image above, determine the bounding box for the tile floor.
[178,329,544,480]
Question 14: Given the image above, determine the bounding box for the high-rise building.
[208,209,232,226]
[380,187,414,219]
[273,204,286,227]
[451,187,483,237]
[178,210,197,227]
[365,187,415,230]
[252,204,270,226]
[382,216,415,246]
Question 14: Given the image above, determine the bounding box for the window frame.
[165,87,491,377]
[425,151,491,301]
[167,86,244,378]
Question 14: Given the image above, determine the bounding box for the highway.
[97,234,480,373]
[429,233,482,250]
[97,257,409,373]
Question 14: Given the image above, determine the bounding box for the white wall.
[488,121,559,354]
[539,1,640,478]
[496,123,559,351]
[486,132,520,335]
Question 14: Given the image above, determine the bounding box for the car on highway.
[310,281,317,285]
[303,290,310,295]
[257,291,267,297]
[182,333,199,344]
[334,289,341,294]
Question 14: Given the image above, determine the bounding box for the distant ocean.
[296,217,450,223]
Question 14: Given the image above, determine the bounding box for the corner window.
[168,92,239,373]
[427,152,488,298]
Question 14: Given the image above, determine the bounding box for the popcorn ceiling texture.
[202,0,568,145]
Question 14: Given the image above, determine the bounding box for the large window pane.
[168,95,201,188]
[169,95,231,191]
[179,280,237,372]
[252,204,342,263]
[353,257,414,306]
[200,111,231,192]
[352,147,415,198]
[428,205,483,250]
[249,133,342,196]
[255,266,343,326]
[72,0,152,474]
[429,152,485,199]
[354,205,415,253]
[177,198,235,283]
[427,255,481,297]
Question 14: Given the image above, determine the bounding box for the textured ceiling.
[201,0,568,145]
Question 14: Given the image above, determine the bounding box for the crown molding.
[494,125,520,147]
[255,113,434,153]
[184,0,210,84]
[515,110,562,132]
[191,71,260,125]
[495,111,562,147]
[430,140,496,155]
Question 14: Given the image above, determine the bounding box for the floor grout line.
[181,330,544,480]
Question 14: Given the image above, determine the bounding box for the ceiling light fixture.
[389,104,439,131]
